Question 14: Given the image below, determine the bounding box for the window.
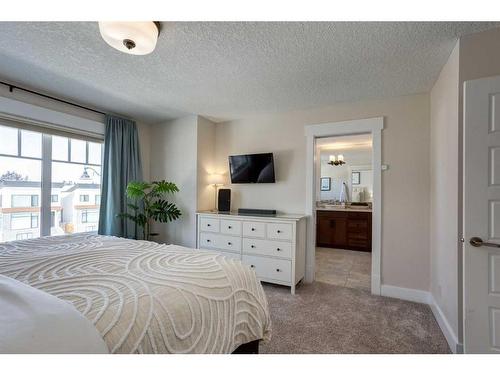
[11,195,39,208]
[80,194,89,202]
[95,195,101,205]
[0,124,103,242]
[16,233,33,240]
[81,209,98,224]
[11,213,38,230]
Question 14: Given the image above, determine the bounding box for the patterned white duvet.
[0,234,271,353]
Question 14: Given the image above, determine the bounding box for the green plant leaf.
[127,203,139,211]
[126,181,151,199]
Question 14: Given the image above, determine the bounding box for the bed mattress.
[0,234,271,353]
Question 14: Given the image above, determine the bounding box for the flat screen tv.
[228,153,276,183]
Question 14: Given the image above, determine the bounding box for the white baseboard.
[380,284,460,354]
[429,295,460,354]
[380,284,431,304]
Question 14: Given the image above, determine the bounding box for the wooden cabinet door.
[316,212,347,248]
[330,217,347,248]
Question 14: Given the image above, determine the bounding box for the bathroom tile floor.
[315,247,371,291]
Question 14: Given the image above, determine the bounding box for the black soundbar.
[238,208,277,217]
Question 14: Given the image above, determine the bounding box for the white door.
[464,75,500,353]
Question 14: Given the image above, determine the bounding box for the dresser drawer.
[217,234,241,252]
[199,246,242,261]
[215,250,241,261]
[242,255,291,283]
[200,217,220,232]
[220,219,242,236]
[267,223,293,241]
[242,221,266,238]
[199,232,241,253]
[242,238,292,259]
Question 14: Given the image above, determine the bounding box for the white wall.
[149,115,199,247]
[149,115,217,247]
[214,93,430,291]
[429,41,460,345]
[196,116,217,211]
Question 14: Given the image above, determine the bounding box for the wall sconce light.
[328,154,346,166]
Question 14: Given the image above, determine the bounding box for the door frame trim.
[304,117,384,295]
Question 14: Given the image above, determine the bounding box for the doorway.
[305,117,383,295]
[315,134,373,291]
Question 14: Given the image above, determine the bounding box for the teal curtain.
[98,115,142,238]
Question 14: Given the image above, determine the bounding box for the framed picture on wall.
[352,172,361,185]
[320,177,331,191]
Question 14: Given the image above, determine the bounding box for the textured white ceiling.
[0,22,498,123]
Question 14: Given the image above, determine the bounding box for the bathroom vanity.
[316,206,372,252]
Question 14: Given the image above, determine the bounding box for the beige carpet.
[260,281,450,354]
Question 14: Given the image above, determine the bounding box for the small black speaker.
[218,189,231,212]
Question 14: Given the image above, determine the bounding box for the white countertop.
[316,207,372,213]
[197,210,306,220]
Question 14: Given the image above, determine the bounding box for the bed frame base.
[232,340,260,354]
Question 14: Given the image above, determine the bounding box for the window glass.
[88,142,102,165]
[0,125,102,242]
[0,125,18,155]
[20,130,42,158]
[70,139,86,163]
[11,213,38,230]
[52,136,68,161]
[10,195,39,207]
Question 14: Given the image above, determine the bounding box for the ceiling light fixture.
[98,22,160,55]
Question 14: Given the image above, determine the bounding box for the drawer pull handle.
[251,245,255,248]
[276,248,281,251]
[277,230,282,233]
[276,268,281,272]
[251,228,255,231]
[250,265,255,268]
[228,226,232,229]
[207,224,211,227]
[206,239,211,242]
[227,242,232,245]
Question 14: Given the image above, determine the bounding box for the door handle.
[469,237,500,248]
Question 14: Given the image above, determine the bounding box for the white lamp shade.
[329,155,336,162]
[337,154,344,162]
[98,22,159,55]
[208,174,224,185]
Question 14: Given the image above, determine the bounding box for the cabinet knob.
[206,239,211,242]
[251,245,255,248]
[277,230,281,233]
[228,226,232,229]
[276,248,281,251]
[207,224,211,227]
[227,242,232,245]
[276,268,281,272]
[250,265,255,268]
[251,228,255,231]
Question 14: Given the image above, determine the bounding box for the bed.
[0,234,271,354]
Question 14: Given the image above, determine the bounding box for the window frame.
[10,212,39,230]
[11,194,39,208]
[0,124,103,238]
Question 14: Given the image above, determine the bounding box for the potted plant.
[119,180,181,241]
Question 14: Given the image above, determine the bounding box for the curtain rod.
[0,80,106,116]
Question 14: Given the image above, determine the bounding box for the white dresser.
[196,211,306,294]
